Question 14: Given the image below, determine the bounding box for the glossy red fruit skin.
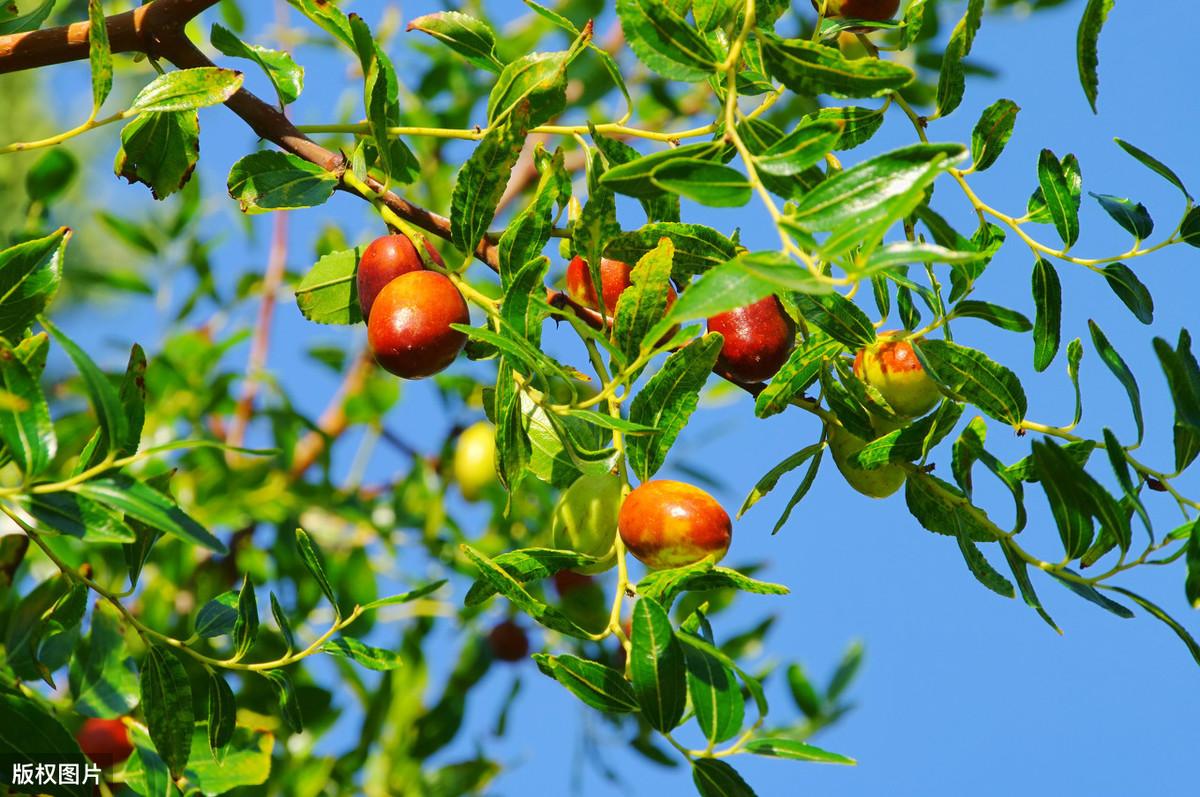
[566,255,677,317]
[618,480,732,570]
[368,271,469,379]
[76,718,134,769]
[552,569,593,596]
[487,620,530,662]
[813,0,900,21]
[357,234,445,320]
[707,296,797,383]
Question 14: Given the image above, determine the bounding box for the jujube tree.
[0,0,1198,795]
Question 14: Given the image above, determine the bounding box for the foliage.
[0,0,1197,795]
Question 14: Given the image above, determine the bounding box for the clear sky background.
[32,0,1200,794]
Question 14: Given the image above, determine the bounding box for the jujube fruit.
[828,423,906,499]
[812,0,901,21]
[76,718,134,769]
[707,296,797,383]
[566,255,677,317]
[367,270,469,379]
[618,480,732,570]
[854,331,942,419]
[453,421,497,501]
[551,472,623,574]
[487,619,529,662]
[356,233,444,320]
[552,569,594,596]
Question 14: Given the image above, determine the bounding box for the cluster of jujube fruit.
[359,236,944,655]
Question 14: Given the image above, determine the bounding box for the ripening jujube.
[367,270,469,379]
[813,0,901,21]
[565,255,677,317]
[76,718,134,769]
[618,480,732,570]
[550,472,623,574]
[356,233,444,320]
[453,421,497,501]
[828,423,907,498]
[853,332,943,419]
[707,296,797,383]
[487,619,530,662]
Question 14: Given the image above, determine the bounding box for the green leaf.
[905,472,997,542]
[1090,193,1153,240]
[71,601,140,719]
[232,575,258,660]
[970,98,1019,171]
[295,528,338,610]
[637,561,788,608]
[211,23,304,105]
[1102,263,1153,324]
[532,653,639,712]
[349,15,409,184]
[322,637,405,671]
[627,334,722,480]
[613,238,675,361]
[692,759,758,797]
[1032,257,1061,372]
[999,538,1060,633]
[630,597,686,732]
[1032,440,1102,559]
[1037,149,1081,247]
[850,402,964,469]
[1105,586,1200,665]
[605,223,738,282]
[1186,520,1200,609]
[465,548,601,606]
[87,0,112,112]
[498,146,565,284]
[755,119,843,176]
[72,473,225,552]
[1113,138,1191,200]
[740,444,825,517]
[600,142,724,200]
[685,641,744,745]
[804,105,885,150]
[0,339,55,476]
[915,340,1026,425]
[761,34,914,97]
[227,150,338,213]
[206,671,236,759]
[262,670,303,733]
[451,111,528,252]
[1048,570,1133,618]
[361,579,447,611]
[25,149,78,204]
[194,591,238,638]
[786,143,965,233]
[743,736,856,765]
[952,300,1031,333]
[651,159,752,207]
[461,544,593,639]
[1076,0,1115,112]
[0,0,56,35]
[795,292,876,349]
[41,316,128,455]
[755,334,842,419]
[488,49,575,128]
[0,690,89,797]
[187,724,271,793]
[935,0,984,117]
[284,0,353,48]
[140,644,194,778]
[294,246,363,326]
[1087,320,1143,442]
[407,11,504,73]
[615,0,717,82]
[955,528,1015,599]
[0,228,66,340]
[1179,208,1200,246]
[131,67,244,112]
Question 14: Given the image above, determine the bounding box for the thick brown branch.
[0,0,219,72]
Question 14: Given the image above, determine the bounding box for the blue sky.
[36,0,1200,794]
